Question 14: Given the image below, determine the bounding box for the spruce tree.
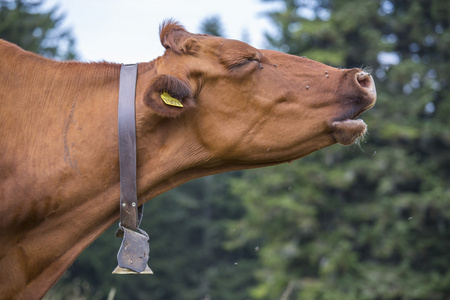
[0,0,76,59]
[230,0,450,299]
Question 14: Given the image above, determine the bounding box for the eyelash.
[233,58,260,69]
[227,56,262,72]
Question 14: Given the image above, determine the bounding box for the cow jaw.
[331,119,367,145]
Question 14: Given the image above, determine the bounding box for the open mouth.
[331,103,375,145]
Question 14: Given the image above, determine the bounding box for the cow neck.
[114,63,152,274]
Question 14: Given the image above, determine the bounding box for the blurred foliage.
[0,0,76,59]
[231,0,450,299]
[201,15,225,37]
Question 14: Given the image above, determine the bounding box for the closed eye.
[218,41,263,72]
[229,57,260,71]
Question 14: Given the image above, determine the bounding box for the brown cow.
[0,20,376,299]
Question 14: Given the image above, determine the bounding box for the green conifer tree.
[0,0,76,59]
[230,0,450,299]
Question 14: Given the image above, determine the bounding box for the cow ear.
[181,38,201,55]
[160,20,192,54]
[143,75,195,118]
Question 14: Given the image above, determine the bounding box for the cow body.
[0,21,375,299]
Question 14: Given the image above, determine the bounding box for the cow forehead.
[218,38,258,53]
[190,36,314,71]
[194,35,261,60]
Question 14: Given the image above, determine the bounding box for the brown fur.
[0,20,375,299]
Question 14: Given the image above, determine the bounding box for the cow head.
[141,20,376,167]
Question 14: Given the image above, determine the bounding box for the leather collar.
[117,63,141,231]
[113,64,152,274]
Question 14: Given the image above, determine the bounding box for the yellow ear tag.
[161,92,183,108]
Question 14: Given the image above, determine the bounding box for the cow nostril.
[357,72,372,89]
[355,71,377,99]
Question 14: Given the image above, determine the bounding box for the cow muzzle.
[331,71,376,145]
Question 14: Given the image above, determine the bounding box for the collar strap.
[113,64,152,274]
[117,63,140,230]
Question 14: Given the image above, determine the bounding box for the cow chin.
[331,119,367,145]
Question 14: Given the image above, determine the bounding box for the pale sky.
[43,0,282,63]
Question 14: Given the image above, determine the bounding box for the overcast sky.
[43,0,281,63]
